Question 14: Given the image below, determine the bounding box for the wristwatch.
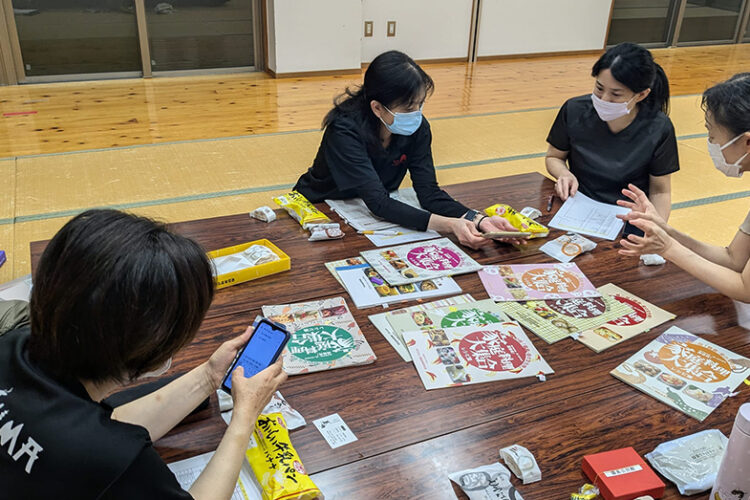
[463,209,479,222]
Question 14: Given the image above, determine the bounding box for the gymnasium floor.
[1,44,749,284]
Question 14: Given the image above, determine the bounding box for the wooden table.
[30,173,750,499]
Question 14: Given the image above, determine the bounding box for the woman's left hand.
[203,326,253,391]
[479,215,529,245]
[618,218,673,257]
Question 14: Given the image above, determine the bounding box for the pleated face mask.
[707,133,748,178]
[381,105,423,136]
[591,93,635,122]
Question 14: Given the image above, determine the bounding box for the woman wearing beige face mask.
[618,73,750,303]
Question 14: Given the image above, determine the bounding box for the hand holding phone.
[221,318,291,393]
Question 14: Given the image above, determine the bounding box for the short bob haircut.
[28,209,214,383]
[702,73,750,137]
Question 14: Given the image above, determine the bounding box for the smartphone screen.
[222,320,289,391]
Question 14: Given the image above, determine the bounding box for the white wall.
[267,0,361,74]
[477,0,611,57]
[361,0,474,63]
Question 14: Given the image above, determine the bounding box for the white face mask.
[707,133,748,178]
[591,93,636,122]
[138,357,172,379]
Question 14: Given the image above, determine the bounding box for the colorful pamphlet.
[611,326,750,421]
[479,263,600,302]
[499,295,632,344]
[403,322,554,390]
[359,237,482,286]
[577,284,675,352]
[262,297,376,375]
[368,294,476,362]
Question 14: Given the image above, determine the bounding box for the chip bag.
[273,192,330,229]
[246,413,323,500]
[484,204,548,238]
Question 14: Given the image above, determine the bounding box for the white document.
[326,187,424,232]
[0,274,32,302]
[313,413,358,449]
[167,451,262,500]
[363,228,441,247]
[549,192,630,240]
[336,264,461,309]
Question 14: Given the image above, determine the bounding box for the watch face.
[464,210,478,221]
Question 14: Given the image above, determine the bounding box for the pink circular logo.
[406,245,462,270]
[458,329,530,372]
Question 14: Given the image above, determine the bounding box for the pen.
[358,230,404,236]
[546,194,555,212]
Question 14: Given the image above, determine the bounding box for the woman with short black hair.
[0,209,286,499]
[618,73,750,302]
[294,50,522,249]
[546,42,679,234]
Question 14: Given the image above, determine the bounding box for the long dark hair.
[323,50,434,150]
[702,73,750,137]
[592,42,670,116]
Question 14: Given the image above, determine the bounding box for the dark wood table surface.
[30,173,750,499]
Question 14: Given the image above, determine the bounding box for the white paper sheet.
[548,192,630,240]
[326,187,423,232]
[363,228,441,247]
[167,452,262,500]
[0,274,32,302]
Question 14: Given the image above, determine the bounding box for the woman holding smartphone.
[294,50,522,249]
[619,73,750,302]
[0,209,287,500]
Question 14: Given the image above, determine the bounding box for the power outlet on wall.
[387,21,396,37]
[364,21,373,37]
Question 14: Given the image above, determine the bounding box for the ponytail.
[592,42,670,117]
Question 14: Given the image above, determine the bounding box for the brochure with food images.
[578,284,676,353]
[479,263,600,302]
[368,294,476,362]
[262,297,376,375]
[403,322,554,390]
[359,237,482,286]
[610,326,750,422]
[498,295,632,344]
[325,256,368,287]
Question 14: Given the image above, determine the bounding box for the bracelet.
[475,215,489,232]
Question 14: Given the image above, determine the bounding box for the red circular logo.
[608,295,648,326]
[458,329,530,372]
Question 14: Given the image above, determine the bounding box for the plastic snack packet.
[484,204,548,238]
[519,207,542,220]
[250,206,277,223]
[273,191,331,229]
[645,429,728,495]
[448,462,524,500]
[219,391,307,430]
[539,233,596,263]
[570,483,598,499]
[308,223,345,241]
[499,444,541,484]
[245,413,323,500]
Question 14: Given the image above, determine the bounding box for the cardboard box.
[582,447,664,500]
[207,239,290,290]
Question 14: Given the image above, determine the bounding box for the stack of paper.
[548,192,630,240]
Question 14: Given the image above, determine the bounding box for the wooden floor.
[1,43,750,285]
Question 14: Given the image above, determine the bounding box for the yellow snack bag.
[273,191,331,229]
[484,204,549,238]
[246,413,323,500]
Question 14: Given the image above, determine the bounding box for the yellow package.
[273,191,330,229]
[246,413,323,500]
[484,204,549,238]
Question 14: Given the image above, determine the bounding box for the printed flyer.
[368,294,476,362]
[479,263,600,302]
[578,283,675,352]
[359,237,482,286]
[403,322,553,390]
[387,299,510,340]
[262,297,376,375]
[611,326,750,421]
[499,295,632,344]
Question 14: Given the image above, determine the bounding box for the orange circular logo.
[658,341,732,383]
[561,242,582,256]
[521,269,580,293]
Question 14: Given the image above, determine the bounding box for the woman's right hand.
[554,171,578,200]
[229,358,287,423]
[616,183,667,230]
[451,217,492,250]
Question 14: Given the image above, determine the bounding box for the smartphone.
[220,318,291,393]
[481,231,532,239]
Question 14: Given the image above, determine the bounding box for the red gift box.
[582,447,665,500]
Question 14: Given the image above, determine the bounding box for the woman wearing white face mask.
[545,43,678,236]
[294,50,522,250]
[618,73,750,302]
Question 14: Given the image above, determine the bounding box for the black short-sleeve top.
[294,114,469,231]
[546,94,679,205]
[0,328,192,500]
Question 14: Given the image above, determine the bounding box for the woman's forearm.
[545,156,568,179]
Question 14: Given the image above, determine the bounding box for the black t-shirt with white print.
[0,327,192,500]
